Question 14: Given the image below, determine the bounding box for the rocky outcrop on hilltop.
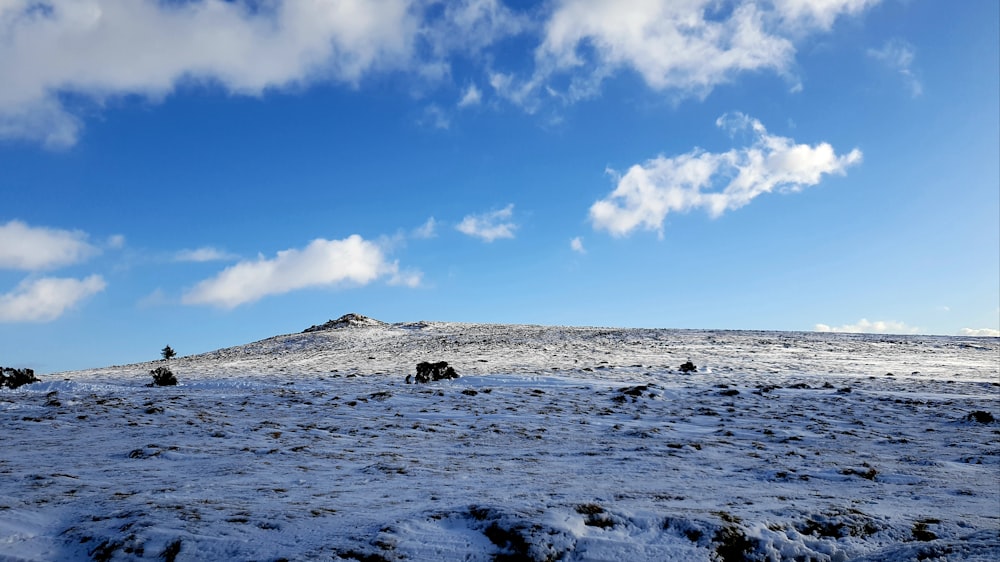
[303,314,386,333]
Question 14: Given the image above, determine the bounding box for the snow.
[1,320,998,561]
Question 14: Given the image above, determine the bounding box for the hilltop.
[1,321,997,561]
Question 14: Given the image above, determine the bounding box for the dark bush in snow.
[0,366,39,389]
[966,410,995,423]
[407,361,459,383]
[679,361,698,373]
[150,366,177,386]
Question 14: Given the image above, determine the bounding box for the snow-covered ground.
[1,317,998,561]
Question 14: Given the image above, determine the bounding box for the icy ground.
[1,319,998,561]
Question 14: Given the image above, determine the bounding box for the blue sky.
[1,0,998,373]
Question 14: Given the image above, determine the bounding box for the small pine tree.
[161,345,176,361]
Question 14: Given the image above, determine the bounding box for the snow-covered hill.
[1,317,997,561]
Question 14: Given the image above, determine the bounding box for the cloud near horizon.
[814,318,921,335]
[0,275,106,322]
[959,328,1000,337]
[456,204,518,242]
[0,0,882,147]
[182,235,414,308]
[590,113,862,236]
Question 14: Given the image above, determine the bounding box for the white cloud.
[535,1,794,103]
[182,235,409,308]
[0,1,884,145]
[174,247,238,263]
[458,84,482,108]
[481,0,881,110]
[0,220,98,270]
[570,236,585,254]
[590,113,862,236]
[774,0,879,31]
[814,318,921,334]
[868,38,922,97]
[959,328,1000,338]
[0,274,106,322]
[412,217,437,239]
[456,204,517,242]
[0,0,420,146]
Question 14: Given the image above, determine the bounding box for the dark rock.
[679,361,698,374]
[413,361,459,383]
[620,385,650,397]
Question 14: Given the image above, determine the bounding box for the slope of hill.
[1,319,997,561]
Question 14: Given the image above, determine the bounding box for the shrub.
[0,366,39,389]
[679,361,697,374]
[150,366,177,386]
[409,361,459,383]
[966,410,995,424]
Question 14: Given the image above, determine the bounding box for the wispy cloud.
[174,247,238,263]
[458,84,482,108]
[868,38,922,97]
[388,270,423,288]
[412,217,438,239]
[423,0,528,58]
[814,319,921,334]
[959,328,1000,337]
[137,288,169,309]
[456,204,517,242]
[420,105,451,130]
[182,235,412,309]
[0,220,98,271]
[570,237,585,254]
[0,275,106,322]
[106,234,126,249]
[590,113,862,237]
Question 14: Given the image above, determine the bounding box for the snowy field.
[1,316,998,561]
